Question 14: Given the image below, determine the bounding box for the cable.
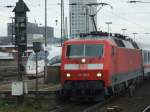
[103,9,150,31]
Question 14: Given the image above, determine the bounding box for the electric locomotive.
[60,32,144,101]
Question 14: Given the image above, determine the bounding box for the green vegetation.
[0,97,57,112]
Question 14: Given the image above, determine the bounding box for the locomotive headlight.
[66,73,71,77]
[81,58,86,63]
[97,73,102,77]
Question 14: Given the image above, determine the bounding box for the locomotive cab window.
[66,44,103,58]
[66,44,84,58]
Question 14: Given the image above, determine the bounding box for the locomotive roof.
[64,36,139,49]
[65,31,142,49]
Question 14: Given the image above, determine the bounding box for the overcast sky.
[0,0,150,45]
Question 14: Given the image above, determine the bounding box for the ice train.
[26,45,62,78]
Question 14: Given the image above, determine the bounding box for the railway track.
[142,105,150,112]
[82,88,131,112]
[48,93,124,112]
[82,97,117,112]
[49,102,96,112]
[49,96,120,112]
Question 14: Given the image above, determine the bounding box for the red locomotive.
[60,32,150,101]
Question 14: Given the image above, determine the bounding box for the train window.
[131,42,139,49]
[148,52,150,62]
[66,44,103,58]
[144,53,147,63]
[29,51,49,61]
[49,55,61,65]
[66,44,84,58]
[114,39,125,47]
[85,44,103,57]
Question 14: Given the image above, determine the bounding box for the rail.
[142,105,150,112]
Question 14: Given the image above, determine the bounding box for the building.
[7,22,54,44]
[0,36,12,45]
[69,0,97,38]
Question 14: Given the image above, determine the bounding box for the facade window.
[70,0,97,36]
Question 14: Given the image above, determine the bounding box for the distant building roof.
[0,52,14,60]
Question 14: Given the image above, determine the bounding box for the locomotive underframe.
[60,80,105,101]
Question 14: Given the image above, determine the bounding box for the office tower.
[69,0,97,38]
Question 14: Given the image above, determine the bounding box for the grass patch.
[0,97,57,112]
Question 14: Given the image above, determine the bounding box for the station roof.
[0,52,14,60]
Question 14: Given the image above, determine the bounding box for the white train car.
[138,42,150,77]
[26,45,62,78]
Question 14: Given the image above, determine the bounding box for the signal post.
[12,0,29,105]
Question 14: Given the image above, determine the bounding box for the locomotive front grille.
[63,80,104,90]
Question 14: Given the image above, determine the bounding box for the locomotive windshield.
[66,44,103,58]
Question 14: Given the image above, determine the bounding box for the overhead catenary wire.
[0,0,150,37]
[102,9,150,31]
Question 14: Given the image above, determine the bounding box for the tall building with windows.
[7,22,54,44]
[69,0,97,38]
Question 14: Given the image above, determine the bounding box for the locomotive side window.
[114,39,125,47]
[132,42,139,49]
[66,44,103,58]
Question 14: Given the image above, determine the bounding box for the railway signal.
[13,0,29,52]
[12,0,30,105]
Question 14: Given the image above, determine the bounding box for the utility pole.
[82,6,89,33]
[44,0,47,83]
[85,8,89,33]
[133,33,137,41]
[33,42,42,101]
[10,17,15,45]
[122,28,127,36]
[61,0,64,46]
[105,22,112,38]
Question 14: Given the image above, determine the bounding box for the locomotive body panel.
[60,37,145,100]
